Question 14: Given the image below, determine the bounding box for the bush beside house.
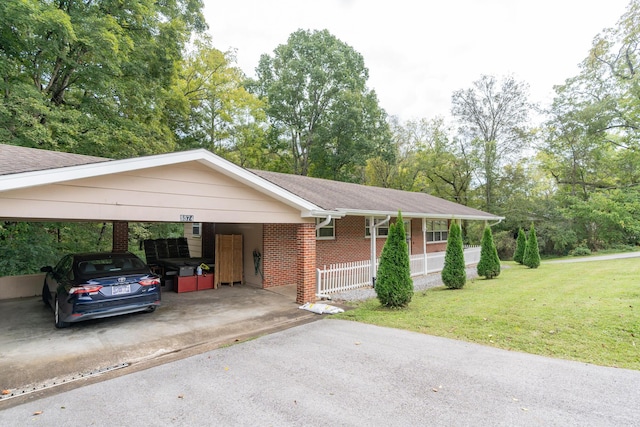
[375,212,413,308]
[477,226,501,279]
[442,221,466,289]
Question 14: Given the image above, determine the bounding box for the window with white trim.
[192,222,202,237]
[365,218,389,238]
[426,220,448,242]
[316,218,335,240]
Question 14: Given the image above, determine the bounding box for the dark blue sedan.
[41,252,161,328]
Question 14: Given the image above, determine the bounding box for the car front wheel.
[54,297,70,329]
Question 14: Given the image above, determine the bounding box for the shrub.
[477,226,501,279]
[570,246,591,256]
[513,228,527,264]
[442,221,466,289]
[375,211,413,308]
[493,230,516,260]
[523,223,541,269]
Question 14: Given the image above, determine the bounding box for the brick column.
[112,221,129,252]
[296,222,316,304]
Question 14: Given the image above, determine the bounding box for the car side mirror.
[40,266,53,273]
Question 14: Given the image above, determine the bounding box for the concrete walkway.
[1,319,638,426]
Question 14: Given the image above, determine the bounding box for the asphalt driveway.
[1,319,638,426]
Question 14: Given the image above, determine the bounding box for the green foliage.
[442,221,466,289]
[493,230,516,260]
[570,245,592,256]
[375,212,413,308]
[513,228,527,264]
[0,0,206,157]
[477,226,501,279]
[0,221,185,276]
[523,224,541,268]
[451,75,532,213]
[254,29,393,180]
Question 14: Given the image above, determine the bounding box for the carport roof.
[0,144,110,175]
[0,144,502,221]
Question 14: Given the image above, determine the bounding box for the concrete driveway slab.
[0,284,317,395]
[1,319,638,426]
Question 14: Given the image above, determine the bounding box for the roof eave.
[335,208,503,221]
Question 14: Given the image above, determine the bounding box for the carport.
[0,145,342,304]
[0,278,320,401]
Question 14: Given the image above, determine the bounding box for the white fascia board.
[0,149,330,216]
[301,210,347,219]
[335,208,504,221]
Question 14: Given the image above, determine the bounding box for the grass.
[334,258,640,370]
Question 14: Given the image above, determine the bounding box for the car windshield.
[77,257,147,276]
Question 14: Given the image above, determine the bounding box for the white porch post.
[370,216,376,287]
[422,217,427,275]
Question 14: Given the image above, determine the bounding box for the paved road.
[1,319,638,426]
[546,251,640,263]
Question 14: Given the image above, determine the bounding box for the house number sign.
[180,214,194,222]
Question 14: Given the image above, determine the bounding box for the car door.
[47,255,74,296]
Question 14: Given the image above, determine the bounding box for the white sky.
[203,0,630,122]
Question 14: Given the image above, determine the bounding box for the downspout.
[370,215,391,288]
[422,217,427,276]
[487,218,503,227]
[315,215,332,230]
[315,216,332,299]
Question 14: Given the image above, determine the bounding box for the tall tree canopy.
[451,75,533,213]
[253,29,393,181]
[0,0,206,157]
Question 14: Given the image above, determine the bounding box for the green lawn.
[334,258,640,370]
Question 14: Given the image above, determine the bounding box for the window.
[192,222,202,237]
[316,218,335,240]
[426,220,449,242]
[365,218,389,238]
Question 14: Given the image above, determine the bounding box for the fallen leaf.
[33,411,43,416]
[1,390,10,395]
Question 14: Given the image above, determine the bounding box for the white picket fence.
[316,246,481,296]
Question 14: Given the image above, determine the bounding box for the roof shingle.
[0,144,110,176]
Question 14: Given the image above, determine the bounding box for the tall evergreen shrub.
[477,226,501,279]
[442,221,466,289]
[375,211,413,307]
[523,223,541,269]
[513,228,527,264]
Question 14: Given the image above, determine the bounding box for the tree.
[172,37,267,157]
[375,212,413,308]
[513,228,527,264]
[477,226,501,279]
[0,0,206,157]
[523,224,541,269]
[254,29,393,181]
[442,221,466,289]
[451,75,533,213]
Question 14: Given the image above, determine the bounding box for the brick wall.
[263,223,316,304]
[316,217,446,267]
[262,223,299,289]
[112,221,129,252]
